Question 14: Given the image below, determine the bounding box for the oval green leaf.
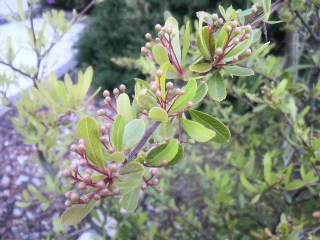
[121,187,141,212]
[124,119,146,149]
[171,79,197,113]
[112,114,126,151]
[117,93,133,123]
[149,107,168,122]
[207,72,226,101]
[147,139,179,165]
[182,119,216,142]
[189,63,212,73]
[152,44,169,65]
[192,81,208,105]
[223,66,254,77]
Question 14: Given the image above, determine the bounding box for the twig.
[295,11,320,42]
[0,60,34,81]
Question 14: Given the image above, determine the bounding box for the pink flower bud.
[245,49,252,56]
[218,18,224,25]
[151,84,158,92]
[79,139,86,146]
[96,180,105,189]
[81,195,90,203]
[63,169,72,177]
[78,182,86,190]
[70,192,80,202]
[84,169,93,175]
[119,84,126,91]
[113,188,121,195]
[155,24,162,31]
[109,147,116,153]
[104,96,112,104]
[235,27,242,34]
[162,160,168,166]
[145,42,152,49]
[226,25,232,32]
[245,33,251,39]
[100,136,107,143]
[165,26,172,34]
[233,56,239,61]
[246,25,252,32]
[166,82,174,89]
[171,32,177,37]
[153,179,159,185]
[141,47,148,55]
[71,179,76,185]
[65,200,72,207]
[113,172,120,178]
[211,13,218,21]
[103,90,110,97]
[252,5,258,13]
[233,38,240,44]
[175,88,181,95]
[155,91,162,98]
[71,164,78,172]
[100,125,108,134]
[78,144,86,153]
[113,88,120,95]
[65,191,72,199]
[97,109,106,116]
[187,101,193,108]
[215,47,223,56]
[180,90,186,95]
[158,31,165,38]
[106,123,112,129]
[83,174,91,183]
[108,163,118,173]
[145,33,152,40]
[231,21,238,28]
[101,189,109,196]
[79,159,87,166]
[156,69,163,77]
[141,183,148,190]
[151,169,159,176]
[188,139,195,145]
[94,194,101,200]
[70,144,78,152]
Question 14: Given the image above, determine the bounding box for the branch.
[295,10,320,42]
[124,121,161,166]
[0,60,34,81]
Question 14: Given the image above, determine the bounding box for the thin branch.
[0,60,34,80]
[295,10,320,42]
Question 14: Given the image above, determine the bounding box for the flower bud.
[155,37,160,43]
[204,13,210,21]
[158,31,165,38]
[226,25,232,32]
[97,109,106,117]
[151,169,159,176]
[79,159,87,166]
[218,18,224,25]
[156,188,163,193]
[81,195,90,203]
[187,101,193,108]
[233,56,239,62]
[234,27,242,34]
[175,88,181,95]
[145,33,152,40]
[96,180,105,189]
[79,139,86,146]
[104,96,112,104]
[71,180,76,185]
[70,192,80,202]
[215,47,223,56]
[103,90,110,97]
[113,188,121,195]
[141,183,148,190]
[180,90,186,95]
[101,189,109,196]
[78,182,86,190]
[246,25,252,32]
[85,169,93,175]
[83,174,91,183]
[119,84,126,91]
[188,139,196,145]
[94,194,101,200]
[113,88,120,95]
[166,82,174,89]
[155,91,162,98]
[65,191,73,199]
[155,24,162,31]
[231,21,238,28]
[156,69,163,77]
[171,32,177,37]
[141,47,148,55]
[245,33,251,39]
[151,83,158,92]
[71,164,78,172]
[142,110,149,115]
[162,160,168,166]
[252,5,258,13]
[153,178,159,185]
[312,211,320,218]
[78,144,86,153]
[106,123,112,129]
[65,200,72,207]
[108,163,118,173]
[63,169,72,177]
[233,38,240,44]
[109,147,116,153]
[165,26,172,34]
[211,13,218,21]
[70,144,78,152]
[100,125,108,134]
[100,136,107,143]
[245,49,252,56]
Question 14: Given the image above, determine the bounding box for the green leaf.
[197,26,214,60]
[165,17,181,64]
[16,201,32,208]
[121,187,141,212]
[149,107,168,122]
[108,152,125,163]
[223,66,254,76]
[158,62,170,99]
[207,72,226,101]
[171,79,197,113]
[147,139,179,165]
[239,42,270,63]
[137,90,158,110]
[168,143,184,166]
[224,36,253,62]
[182,119,216,142]
[190,110,231,143]
[78,117,103,168]
[61,200,97,226]
[216,22,233,48]
[117,179,141,195]
[189,63,212,73]
[134,78,152,91]
[286,180,305,191]
[117,93,133,123]
[152,44,169,65]
[182,21,191,64]
[264,153,276,185]
[112,115,126,151]
[124,119,146,149]
[192,81,208,105]
[240,175,258,193]
[120,162,145,182]
[159,122,175,139]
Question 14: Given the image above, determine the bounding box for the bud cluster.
[141,169,162,193]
